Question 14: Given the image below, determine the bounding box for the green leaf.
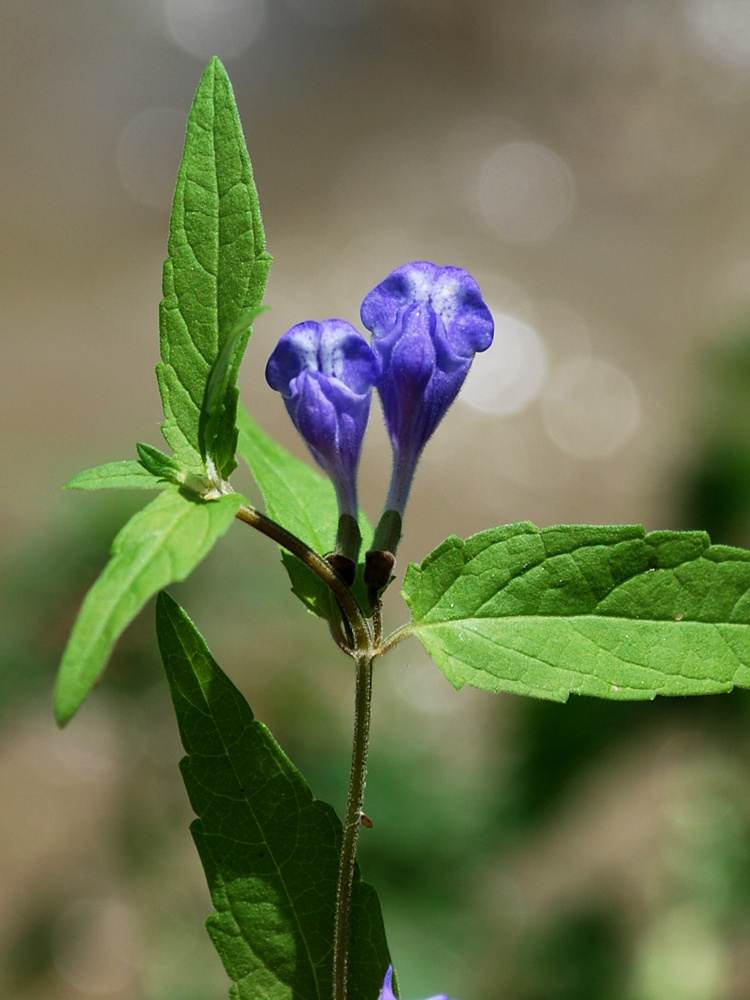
[155,591,391,1000]
[200,306,269,479]
[237,405,340,551]
[157,57,272,474]
[136,442,186,483]
[236,406,375,617]
[403,522,750,702]
[237,406,376,619]
[54,489,243,726]
[66,461,165,491]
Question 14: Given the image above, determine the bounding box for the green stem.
[372,598,383,647]
[333,651,374,1000]
[235,503,371,651]
[375,621,415,658]
[237,501,384,998]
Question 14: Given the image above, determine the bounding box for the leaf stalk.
[235,503,371,650]
[375,621,415,658]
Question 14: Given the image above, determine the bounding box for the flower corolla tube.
[265,319,380,521]
[361,261,494,521]
[379,965,451,1000]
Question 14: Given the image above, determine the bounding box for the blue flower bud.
[361,262,494,520]
[265,319,380,521]
[379,965,452,1000]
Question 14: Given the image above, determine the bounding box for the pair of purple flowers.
[266,261,494,566]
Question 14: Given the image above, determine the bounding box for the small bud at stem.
[364,549,396,594]
[327,553,356,586]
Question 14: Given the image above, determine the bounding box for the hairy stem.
[333,651,374,1000]
[235,503,371,650]
[375,621,415,658]
[237,502,385,997]
[329,618,354,658]
[371,598,383,647]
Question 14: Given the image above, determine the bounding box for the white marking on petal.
[409,267,434,302]
[403,266,464,328]
[293,326,321,371]
[431,276,463,327]
[321,338,345,379]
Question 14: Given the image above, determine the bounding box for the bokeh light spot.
[541,358,640,459]
[688,0,750,66]
[476,142,576,244]
[117,108,186,210]
[283,0,374,27]
[164,0,266,61]
[461,312,548,416]
[392,659,461,716]
[632,904,727,1000]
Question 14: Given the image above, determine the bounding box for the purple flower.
[266,319,380,520]
[379,965,452,1000]
[361,262,493,519]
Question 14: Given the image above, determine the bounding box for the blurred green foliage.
[0,494,156,715]
[682,324,750,547]
[9,324,750,999]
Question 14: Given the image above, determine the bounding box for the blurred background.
[8,1,750,997]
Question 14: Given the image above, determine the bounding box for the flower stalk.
[234,503,371,652]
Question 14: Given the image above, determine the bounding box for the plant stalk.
[235,503,371,650]
[237,501,384,998]
[333,650,374,1000]
[375,621,415,658]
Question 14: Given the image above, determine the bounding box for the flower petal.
[378,965,452,1000]
[266,319,380,519]
[361,261,493,521]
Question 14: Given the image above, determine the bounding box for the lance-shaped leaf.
[236,406,373,618]
[157,57,272,476]
[136,442,214,495]
[66,461,164,491]
[54,489,243,726]
[200,306,268,479]
[155,592,391,1000]
[403,522,750,701]
[136,443,187,484]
